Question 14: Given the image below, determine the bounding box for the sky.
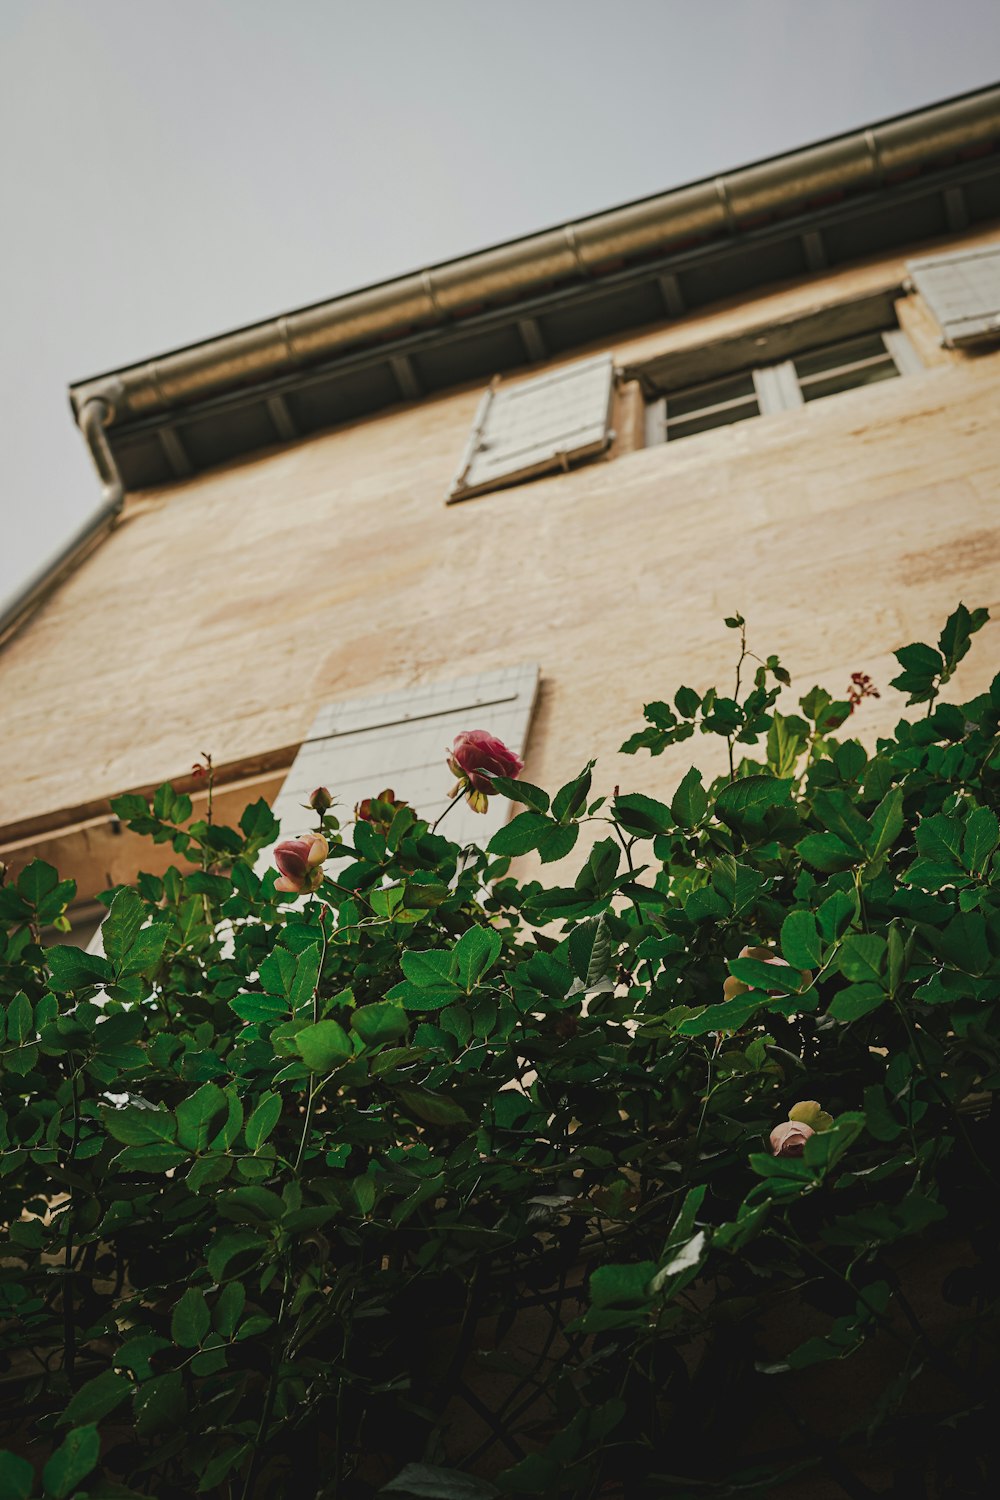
[1,0,999,600]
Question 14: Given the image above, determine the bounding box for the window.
[268,664,539,850]
[645,325,920,445]
[907,242,1000,347]
[448,355,614,502]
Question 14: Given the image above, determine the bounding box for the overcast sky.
[1,0,999,600]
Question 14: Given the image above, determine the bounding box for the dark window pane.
[666,371,757,418]
[666,402,760,440]
[799,359,898,403]
[794,333,888,378]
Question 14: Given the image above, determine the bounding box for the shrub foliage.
[1,606,998,1499]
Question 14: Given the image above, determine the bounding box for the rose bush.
[0,604,998,1499]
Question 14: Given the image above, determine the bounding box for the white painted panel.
[449,355,614,500]
[270,664,539,851]
[908,244,1000,347]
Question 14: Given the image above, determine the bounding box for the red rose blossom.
[447,730,524,814]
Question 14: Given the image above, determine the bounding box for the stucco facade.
[1,224,998,908]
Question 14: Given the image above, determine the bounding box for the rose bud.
[770,1120,815,1157]
[274,832,329,894]
[732,944,812,994]
[355,788,409,829]
[446,730,524,814]
[309,787,333,815]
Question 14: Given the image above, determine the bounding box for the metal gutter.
[0,398,124,650]
[69,85,1000,428]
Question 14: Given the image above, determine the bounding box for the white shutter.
[448,355,614,501]
[907,243,1000,347]
[270,663,539,850]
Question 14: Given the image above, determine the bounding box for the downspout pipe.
[0,396,125,651]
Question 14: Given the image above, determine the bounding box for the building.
[2,85,1000,936]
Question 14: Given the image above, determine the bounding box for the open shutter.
[448,355,614,501]
[270,663,539,849]
[907,243,1000,347]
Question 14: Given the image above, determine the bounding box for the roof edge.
[69,84,1000,429]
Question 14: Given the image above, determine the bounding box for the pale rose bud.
[723,974,750,1002]
[446,730,524,814]
[274,832,329,894]
[770,1120,815,1157]
[789,1100,834,1132]
[309,787,332,815]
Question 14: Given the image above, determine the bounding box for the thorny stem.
[293,906,329,1175]
[728,620,749,782]
[431,789,465,833]
[62,1061,82,1382]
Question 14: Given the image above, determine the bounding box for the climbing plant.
[0,603,997,1499]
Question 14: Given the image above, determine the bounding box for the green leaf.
[100,888,145,966]
[295,1020,352,1072]
[589,1261,657,1308]
[780,910,822,969]
[47,946,110,991]
[175,1082,227,1152]
[827,983,885,1021]
[207,1231,266,1283]
[112,1143,189,1171]
[61,1370,130,1427]
[867,787,904,863]
[239,798,280,845]
[0,1451,34,1500]
[937,602,989,678]
[400,948,459,997]
[671,767,708,830]
[729,956,801,994]
[42,1425,99,1500]
[889,640,943,704]
[17,859,59,905]
[837,934,886,985]
[117,923,169,979]
[818,888,858,942]
[797,832,858,873]
[380,1464,500,1499]
[452,927,502,991]
[5,992,32,1044]
[915,813,964,869]
[551,762,594,823]
[244,1092,282,1152]
[214,1282,246,1337]
[102,1106,176,1147]
[488,776,549,814]
[487,810,549,856]
[352,1000,409,1046]
[674,685,701,718]
[171,1288,211,1348]
[676,994,763,1036]
[613,792,673,838]
[963,806,999,875]
[715,775,791,827]
[394,1085,469,1127]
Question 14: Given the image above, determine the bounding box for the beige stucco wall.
[2,226,999,897]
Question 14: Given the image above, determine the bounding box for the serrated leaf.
[716,775,792,827]
[380,1464,500,1499]
[244,1092,282,1152]
[551,762,594,823]
[827,983,885,1021]
[963,806,999,875]
[42,1425,99,1500]
[295,1020,352,1071]
[60,1370,130,1427]
[780,910,822,969]
[393,1085,469,1127]
[613,792,673,838]
[47,946,111,991]
[837,934,886,985]
[797,832,857,873]
[351,1000,409,1046]
[175,1082,227,1152]
[452,927,502,991]
[488,776,549,813]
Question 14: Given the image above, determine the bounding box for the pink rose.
[770,1120,815,1157]
[274,832,329,894]
[447,730,523,814]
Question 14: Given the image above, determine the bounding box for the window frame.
[643,320,921,447]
